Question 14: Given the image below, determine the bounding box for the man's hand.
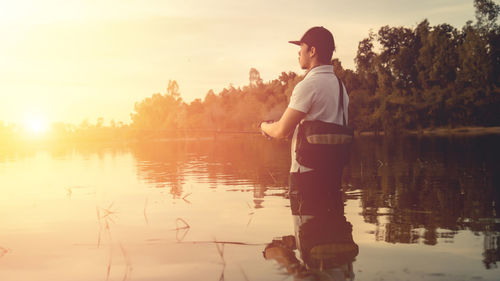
[260,108,306,139]
[260,121,273,139]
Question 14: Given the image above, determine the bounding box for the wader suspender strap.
[338,77,347,126]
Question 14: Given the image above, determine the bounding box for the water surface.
[0,135,498,280]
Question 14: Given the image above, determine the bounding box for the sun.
[25,118,49,135]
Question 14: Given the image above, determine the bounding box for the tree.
[249,68,263,87]
[96,117,104,128]
[474,0,500,30]
[130,80,185,130]
[278,71,297,86]
[355,31,378,92]
[458,22,492,88]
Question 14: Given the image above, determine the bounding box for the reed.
[143,198,149,225]
[0,246,9,258]
[267,171,278,184]
[215,238,226,281]
[215,239,225,265]
[182,192,192,204]
[65,187,72,197]
[180,240,264,246]
[173,218,191,242]
[119,242,133,281]
[246,202,255,227]
[97,203,132,281]
[175,218,190,230]
[240,267,250,281]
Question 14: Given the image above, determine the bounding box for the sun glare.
[25,118,48,135]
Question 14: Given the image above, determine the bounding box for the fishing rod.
[129,119,276,136]
[131,128,263,135]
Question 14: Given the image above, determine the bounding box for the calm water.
[0,135,499,281]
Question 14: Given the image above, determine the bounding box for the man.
[260,26,349,209]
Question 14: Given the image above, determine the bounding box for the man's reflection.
[264,170,359,280]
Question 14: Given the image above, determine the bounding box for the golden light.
[24,117,49,135]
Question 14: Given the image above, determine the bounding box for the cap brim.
[288,40,301,45]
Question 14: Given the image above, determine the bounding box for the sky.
[0,0,479,126]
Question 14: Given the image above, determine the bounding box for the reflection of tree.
[0,142,129,163]
[344,136,500,248]
[131,141,187,196]
[131,135,499,250]
[0,147,37,163]
[131,137,290,204]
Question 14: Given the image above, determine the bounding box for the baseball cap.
[289,26,335,53]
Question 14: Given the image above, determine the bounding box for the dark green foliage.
[348,0,500,133]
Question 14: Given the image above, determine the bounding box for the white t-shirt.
[288,64,349,173]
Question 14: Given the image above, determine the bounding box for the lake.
[0,135,499,281]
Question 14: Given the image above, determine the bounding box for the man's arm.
[260,107,306,139]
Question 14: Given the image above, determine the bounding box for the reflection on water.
[131,138,290,203]
[129,135,500,277]
[0,135,499,280]
[129,136,500,247]
[265,168,358,280]
[345,136,500,270]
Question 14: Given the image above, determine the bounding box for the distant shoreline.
[357,126,500,137]
[2,126,500,147]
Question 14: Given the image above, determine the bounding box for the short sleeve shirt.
[288,65,349,173]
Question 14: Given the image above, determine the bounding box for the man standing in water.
[260,26,349,210]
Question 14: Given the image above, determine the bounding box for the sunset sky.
[0,0,476,126]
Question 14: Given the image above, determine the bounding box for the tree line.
[129,0,499,136]
[1,0,498,142]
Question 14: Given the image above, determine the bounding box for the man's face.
[298,43,311,70]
